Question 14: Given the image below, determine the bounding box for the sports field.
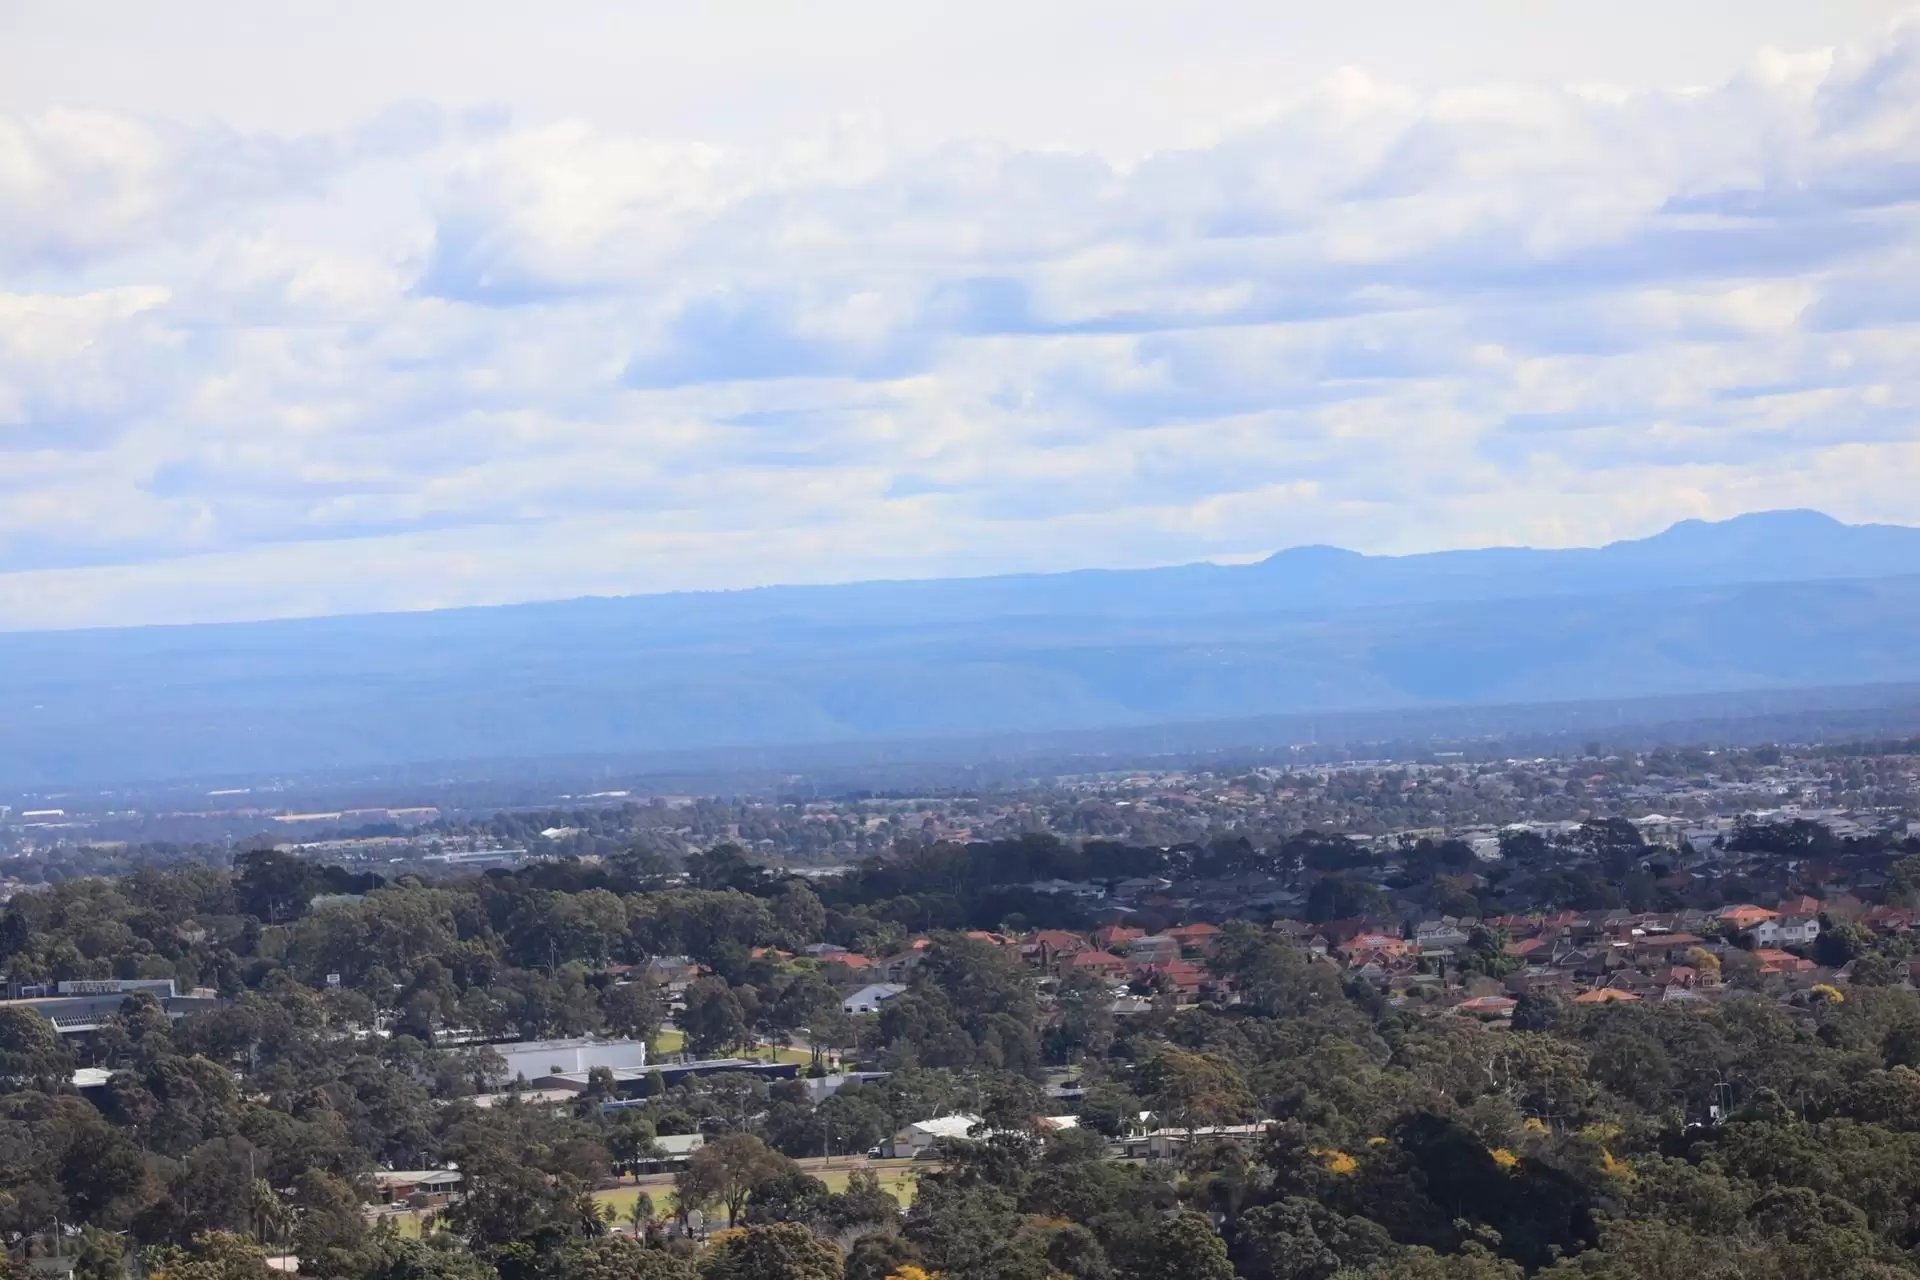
[591,1161,921,1223]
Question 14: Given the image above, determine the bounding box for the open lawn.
[751,1043,812,1065]
[594,1184,667,1225]
[367,1161,925,1240]
[591,1161,922,1223]
[375,1209,429,1239]
[651,1028,809,1065]
[816,1162,920,1203]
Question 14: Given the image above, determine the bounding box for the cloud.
[3,15,1920,627]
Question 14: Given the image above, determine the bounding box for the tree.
[1138,1050,1255,1133]
[843,1235,919,1280]
[72,1226,130,1280]
[697,1222,842,1280]
[818,1172,899,1236]
[357,1237,501,1280]
[607,1111,663,1174]
[682,979,752,1057]
[1351,1244,1522,1280]
[234,849,321,923]
[444,1134,584,1250]
[0,1006,73,1093]
[1209,924,1338,1019]
[289,1170,369,1277]
[772,884,828,948]
[1852,953,1898,987]
[1231,1198,1392,1280]
[554,1237,698,1280]
[145,1232,275,1280]
[1305,876,1386,923]
[743,1171,832,1227]
[246,1180,289,1248]
[1047,970,1117,1064]
[601,983,664,1044]
[1132,1212,1233,1280]
[677,1134,791,1227]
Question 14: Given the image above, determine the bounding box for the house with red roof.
[1753,948,1815,975]
[1133,960,1210,1002]
[1022,930,1091,970]
[1718,904,1779,931]
[1453,995,1517,1019]
[1165,922,1224,956]
[1063,951,1130,982]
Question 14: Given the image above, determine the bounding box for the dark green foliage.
[697,1223,841,1280]
[13,809,1920,1280]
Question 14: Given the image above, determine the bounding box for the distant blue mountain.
[4,509,1920,785]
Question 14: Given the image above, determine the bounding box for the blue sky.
[1,0,1918,629]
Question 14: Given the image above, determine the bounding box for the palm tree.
[248,1179,290,1247]
[571,1191,608,1237]
[627,1193,654,1234]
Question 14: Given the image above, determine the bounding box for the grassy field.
[651,1028,812,1066]
[368,1159,925,1239]
[377,1209,429,1239]
[814,1162,920,1202]
[590,1162,922,1224]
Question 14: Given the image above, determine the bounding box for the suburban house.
[1062,950,1130,982]
[1164,923,1223,955]
[1126,935,1181,966]
[1748,915,1820,948]
[373,1170,463,1206]
[1022,930,1090,969]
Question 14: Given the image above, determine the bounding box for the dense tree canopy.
[3,813,1920,1280]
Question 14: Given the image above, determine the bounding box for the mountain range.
[4,508,1920,786]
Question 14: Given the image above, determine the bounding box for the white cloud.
[2,13,1920,628]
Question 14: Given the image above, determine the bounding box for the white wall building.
[491,1037,647,1083]
[890,1113,984,1158]
[1750,916,1821,948]
[842,982,908,1015]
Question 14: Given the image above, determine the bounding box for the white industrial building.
[490,1037,647,1083]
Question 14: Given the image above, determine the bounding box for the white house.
[1749,916,1820,948]
[842,982,908,1015]
[890,1113,983,1158]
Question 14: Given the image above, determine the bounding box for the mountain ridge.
[4,509,1920,785]
[10,507,1919,641]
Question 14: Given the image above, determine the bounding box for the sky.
[2,1,1920,630]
